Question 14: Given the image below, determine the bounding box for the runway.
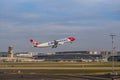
[0,74,120,80]
[0,67,120,80]
[0,67,120,70]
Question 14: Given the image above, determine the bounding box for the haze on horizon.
[0,0,120,53]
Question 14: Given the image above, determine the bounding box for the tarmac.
[0,73,120,80]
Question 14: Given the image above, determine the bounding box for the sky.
[0,0,120,53]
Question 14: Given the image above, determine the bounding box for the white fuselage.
[35,38,70,48]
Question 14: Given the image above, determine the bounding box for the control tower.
[8,45,14,58]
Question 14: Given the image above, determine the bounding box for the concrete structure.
[8,46,14,58]
[15,52,38,58]
[101,51,111,62]
[0,57,35,62]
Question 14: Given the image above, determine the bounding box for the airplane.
[30,37,75,48]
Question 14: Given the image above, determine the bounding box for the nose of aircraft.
[68,37,76,41]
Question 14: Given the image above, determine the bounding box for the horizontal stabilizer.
[30,39,40,47]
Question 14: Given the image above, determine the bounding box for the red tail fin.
[30,39,40,46]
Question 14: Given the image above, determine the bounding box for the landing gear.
[52,40,58,48]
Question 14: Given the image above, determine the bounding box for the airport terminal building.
[0,50,120,62]
[34,51,102,62]
[33,51,120,62]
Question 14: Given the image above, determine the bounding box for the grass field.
[0,62,120,74]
